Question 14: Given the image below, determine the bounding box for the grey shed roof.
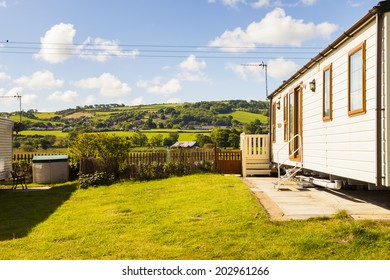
[170,141,198,148]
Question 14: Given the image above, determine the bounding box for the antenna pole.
[241,62,268,97]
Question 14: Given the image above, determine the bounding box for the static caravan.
[0,118,14,181]
[269,1,390,189]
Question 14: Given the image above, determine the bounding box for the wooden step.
[245,169,271,176]
[245,158,269,164]
[245,163,269,170]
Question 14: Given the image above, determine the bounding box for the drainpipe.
[268,97,273,163]
[376,8,384,187]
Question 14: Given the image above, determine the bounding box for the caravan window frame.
[323,64,332,121]
[272,101,276,143]
[348,41,366,117]
[283,94,288,142]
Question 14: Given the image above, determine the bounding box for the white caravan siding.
[272,18,378,184]
[385,13,390,187]
[0,118,13,180]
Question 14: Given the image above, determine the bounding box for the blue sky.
[0,0,378,112]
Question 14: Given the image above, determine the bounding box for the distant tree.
[244,119,265,134]
[196,134,213,147]
[163,132,179,147]
[69,133,132,162]
[149,134,164,147]
[211,128,230,148]
[129,132,148,147]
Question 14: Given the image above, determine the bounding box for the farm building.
[268,1,390,189]
[0,118,14,181]
[170,141,199,149]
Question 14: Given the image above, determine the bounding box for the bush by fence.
[79,149,216,186]
[13,149,227,187]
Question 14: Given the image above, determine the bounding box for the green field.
[102,130,210,141]
[1,174,390,260]
[220,111,268,124]
[19,130,69,138]
[9,115,62,125]
[18,129,209,142]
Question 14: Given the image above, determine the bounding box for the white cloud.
[0,87,22,106]
[77,37,139,62]
[251,0,269,9]
[7,87,23,96]
[209,8,337,50]
[23,94,39,104]
[14,70,64,89]
[226,63,264,81]
[301,0,316,5]
[179,55,207,72]
[0,72,10,80]
[149,79,182,96]
[47,90,79,103]
[130,96,144,106]
[267,57,298,79]
[34,23,139,64]
[167,98,182,104]
[0,1,6,8]
[137,78,182,96]
[75,73,132,97]
[227,57,297,81]
[34,23,76,64]
[177,55,209,82]
[85,95,96,105]
[209,0,245,7]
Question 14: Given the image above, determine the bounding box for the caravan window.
[323,64,332,121]
[348,41,366,116]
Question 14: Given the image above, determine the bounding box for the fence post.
[214,143,218,172]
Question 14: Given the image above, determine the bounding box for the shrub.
[79,172,114,189]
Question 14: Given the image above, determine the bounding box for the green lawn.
[1,174,390,260]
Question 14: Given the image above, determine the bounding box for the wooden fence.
[13,153,69,164]
[80,150,216,174]
[13,149,243,176]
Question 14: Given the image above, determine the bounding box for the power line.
[0,40,323,60]
[0,50,314,60]
[1,40,324,50]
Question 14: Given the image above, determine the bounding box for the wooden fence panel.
[216,150,242,175]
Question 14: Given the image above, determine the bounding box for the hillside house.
[268,1,390,189]
[0,118,14,181]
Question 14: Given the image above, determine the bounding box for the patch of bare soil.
[253,191,286,221]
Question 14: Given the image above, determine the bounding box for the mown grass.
[1,174,390,260]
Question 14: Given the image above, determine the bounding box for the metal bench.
[10,170,28,190]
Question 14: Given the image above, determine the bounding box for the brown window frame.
[348,41,366,117]
[323,64,333,121]
[272,101,276,143]
[283,94,288,142]
[288,86,302,162]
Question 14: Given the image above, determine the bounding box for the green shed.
[32,155,69,184]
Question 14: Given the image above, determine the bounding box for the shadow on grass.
[0,183,77,241]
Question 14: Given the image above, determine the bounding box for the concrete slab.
[244,177,390,221]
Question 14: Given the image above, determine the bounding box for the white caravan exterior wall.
[271,16,379,185]
[0,118,14,180]
[385,12,390,187]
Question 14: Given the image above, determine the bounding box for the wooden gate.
[240,133,271,177]
[215,149,242,175]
